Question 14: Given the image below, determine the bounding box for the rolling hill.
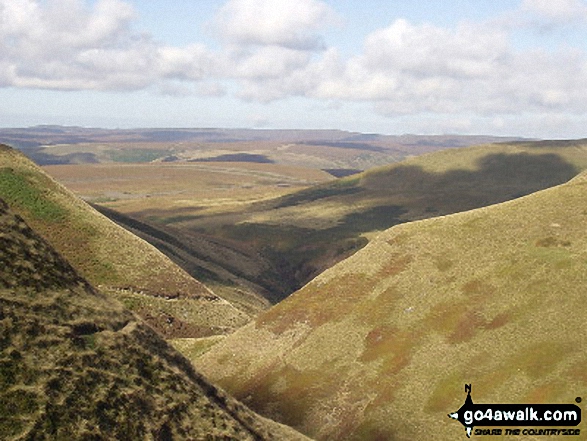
[0,197,310,440]
[123,140,587,303]
[196,169,587,440]
[0,144,249,337]
[0,125,523,170]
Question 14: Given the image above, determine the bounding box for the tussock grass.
[0,199,311,441]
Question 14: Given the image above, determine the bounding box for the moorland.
[31,130,587,308]
[2,126,587,440]
[0,197,309,440]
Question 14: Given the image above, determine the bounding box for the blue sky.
[2,0,587,138]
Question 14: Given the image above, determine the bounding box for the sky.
[2,0,587,138]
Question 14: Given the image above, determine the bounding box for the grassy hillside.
[0,144,249,337]
[142,140,587,302]
[196,170,587,440]
[0,198,309,440]
[41,160,334,309]
[93,204,274,316]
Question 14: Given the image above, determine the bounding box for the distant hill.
[154,140,587,302]
[0,198,310,440]
[0,125,525,170]
[0,144,249,337]
[196,169,587,440]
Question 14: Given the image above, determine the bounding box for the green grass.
[0,145,250,339]
[169,336,226,359]
[0,200,310,441]
[197,170,587,441]
[0,168,67,221]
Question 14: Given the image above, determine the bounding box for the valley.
[196,165,587,441]
[0,197,310,440]
[1,127,587,440]
[38,135,587,306]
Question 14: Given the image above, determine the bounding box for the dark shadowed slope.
[0,198,310,441]
[141,141,587,303]
[0,144,249,337]
[197,170,587,441]
[92,204,273,316]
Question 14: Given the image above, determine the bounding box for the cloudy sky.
[2,0,587,138]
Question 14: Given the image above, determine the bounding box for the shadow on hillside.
[438,151,576,192]
[100,152,580,303]
[19,147,99,165]
[224,152,579,297]
[360,152,578,210]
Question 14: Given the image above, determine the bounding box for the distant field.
[43,162,333,217]
[43,140,587,306]
[3,126,525,171]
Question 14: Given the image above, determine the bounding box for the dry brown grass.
[41,140,587,312]
[0,145,248,338]
[0,199,311,440]
[197,171,587,440]
[43,161,333,217]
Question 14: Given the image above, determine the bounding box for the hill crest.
[0,197,310,440]
[0,144,249,337]
[196,168,587,440]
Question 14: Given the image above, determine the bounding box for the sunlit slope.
[0,198,310,441]
[197,170,587,441]
[183,140,587,300]
[0,144,248,337]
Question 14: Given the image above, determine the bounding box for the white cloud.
[0,0,135,58]
[156,44,221,82]
[0,0,223,92]
[0,0,151,89]
[521,0,587,24]
[2,0,587,136]
[295,17,587,120]
[361,20,507,79]
[302,20,511,112]
[231,46,312,80]
[0,0,328,95]
[211,0,338,50]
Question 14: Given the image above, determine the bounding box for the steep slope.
[197,170,587,440]
[144,140,587,302]
[0,198,310,441]
[0,144,248,337]
[92,204,274,316]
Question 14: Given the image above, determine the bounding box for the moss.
[0,168,67,222]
